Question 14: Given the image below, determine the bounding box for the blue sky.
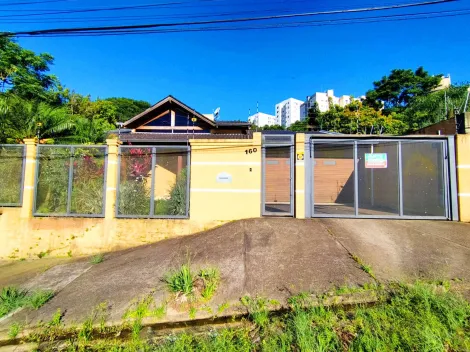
[3,0,470,121]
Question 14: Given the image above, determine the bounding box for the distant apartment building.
[248,112,277,127]
[275,98,304,128]
[300,90,365,119]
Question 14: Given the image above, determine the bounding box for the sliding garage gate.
[262,134,295,217]
[305,137,459,220]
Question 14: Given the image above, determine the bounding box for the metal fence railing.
[0,145,26,207]
[33,145,108,217]
[116,146,190,219]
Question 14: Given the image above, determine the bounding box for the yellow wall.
[0,207,225,260]
[189,133,262,221]
[456,135,470,222]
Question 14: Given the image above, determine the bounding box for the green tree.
[259,124,285,131]
[404,83,470,129]
[365,67,442,115]
[288,120,308,132]
[104,97,151,121]
[0,37,64,104]
[0,95,73,142]
[307,102,322,130]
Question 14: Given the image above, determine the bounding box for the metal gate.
[262,133,295,217]
[305,137,458,220]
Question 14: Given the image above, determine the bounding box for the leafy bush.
[118,180,151,215]
[166,168,187,216]
[0,146,24,205]
[35,147,70,213]
[36,147,106,215]
[70,150,105,214]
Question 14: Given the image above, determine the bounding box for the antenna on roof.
[214,107,220,121]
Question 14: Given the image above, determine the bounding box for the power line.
[0,0,456,36]
[0,0,430,23]
[0,0,223,15]
[0,0,70,6]
[12,7,470,38]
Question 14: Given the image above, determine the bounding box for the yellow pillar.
[295,133,306,219]
[105,139,121,219]
[456,135,470,222]
[20,138,38,218]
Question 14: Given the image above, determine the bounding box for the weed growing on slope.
[26,289,54,309]
[0,287,27,317]
[0,287,54,317]
[124,294,166,339]
[8,322,22,339]
[241,296,280,329]
[164,262,193,296]
[351,254,376,280]
[90,253,105,264]
[164,258,221,303]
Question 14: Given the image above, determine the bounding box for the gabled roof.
[124,95,217,129]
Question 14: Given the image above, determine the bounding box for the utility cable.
[16,8,469,38]
[0,0,456,36]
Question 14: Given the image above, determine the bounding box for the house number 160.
[245,148,258,155]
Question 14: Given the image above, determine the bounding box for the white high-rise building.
[248,112,277,127]
[275,98,303,128]
[300,90,365,119]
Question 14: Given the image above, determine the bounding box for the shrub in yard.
[166,168,187,216]
[0,147,23,205]
[118,180,151,215]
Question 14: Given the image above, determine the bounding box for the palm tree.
[1,95,74,142]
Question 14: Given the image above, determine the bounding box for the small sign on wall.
[216,172,232,184]
[365,153,388,169]
[297,152,305,161]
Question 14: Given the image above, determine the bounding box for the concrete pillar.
[295,133,306,219]
[464,112,470,135]
[20,138,38,218]
[456,135,470,222]
[105,139,121,219]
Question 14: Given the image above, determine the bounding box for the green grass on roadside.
[11,282,470,352]
[0,286,54,318]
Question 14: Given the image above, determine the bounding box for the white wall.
[248,112,277,127]
[275,98,303,128]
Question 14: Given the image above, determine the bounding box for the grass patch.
[0,287,54,318]
[0,286,27,317]
[352,254,376,280]
[241,296,280,329]
[8,322,22,339]
[164,262,193,296]
[10,282,470,351]
[26,289,54,309]
[90,253,105,264]
[164,259,221,303]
